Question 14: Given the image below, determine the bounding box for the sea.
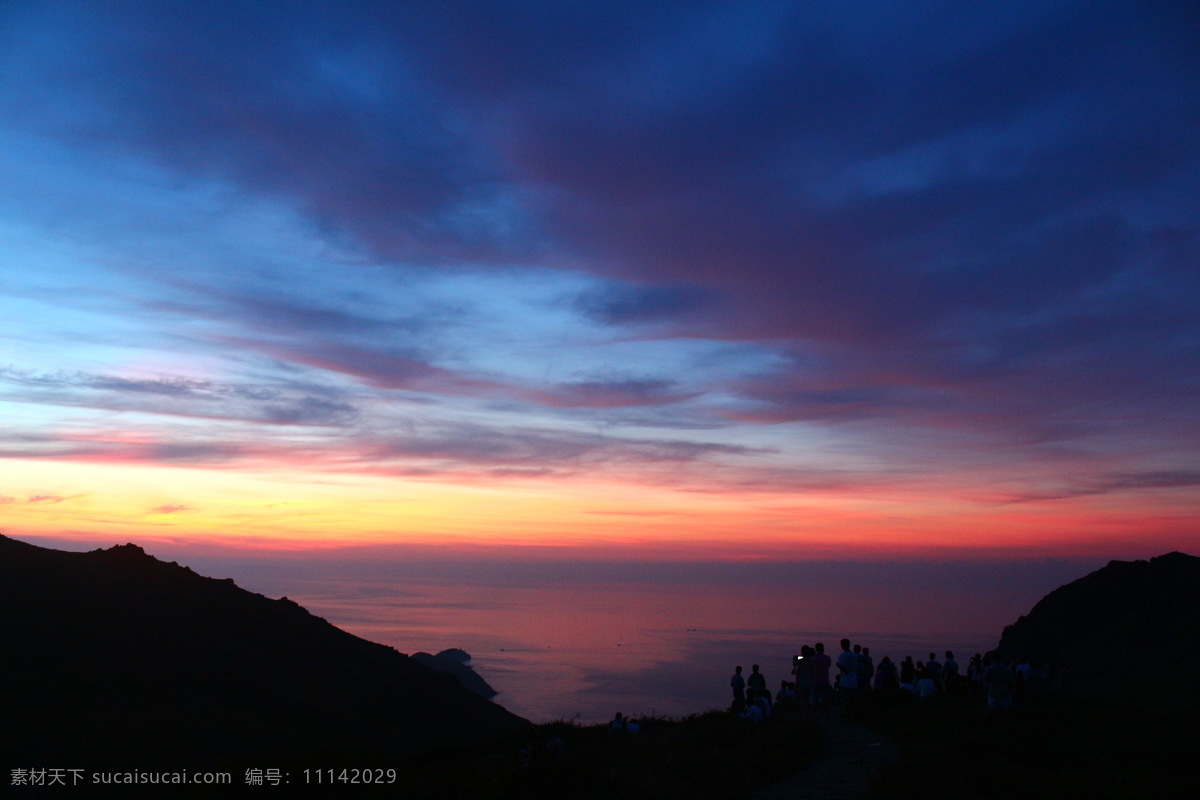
[196,555,1093,724]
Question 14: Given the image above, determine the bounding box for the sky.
[1,0,1197,563]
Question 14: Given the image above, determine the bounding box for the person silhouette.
[900,655,916,687]
[926,652,942,686]
[943,650,960,692]
[748,663,767,706]
[874,656,899,692]
[730,665,746,712]
[983,652,1014,710]
[968,653,984,692]
[858,646,874,691]
[775,679,795,712]
[792,645,815,706]
[837,639,859,701]
[810,643,832,718]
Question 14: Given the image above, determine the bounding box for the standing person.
[917,663,937,699]
[943,650,960,693]
[874,656,899,692]
[900,655,916,689]
[968,653,985,696]
[983,653,1015,710]
[775,680,795,712]
[837,639,859,702]
[748,664,769,710]
[792,645,815,706]
[926,652,942,687]
[810,643,832,718]
[730,665,746,712]
[858,646,875,692]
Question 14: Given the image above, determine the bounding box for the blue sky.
[1,1,1196,558]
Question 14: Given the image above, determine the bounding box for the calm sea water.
[207,557,1088,724]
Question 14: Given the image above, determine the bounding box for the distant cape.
[412,648,499,699]
[995,551,1200,714]
[0,535,528,766]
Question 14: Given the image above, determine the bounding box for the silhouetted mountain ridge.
[995,550,1200,714]
[0,535,528,767]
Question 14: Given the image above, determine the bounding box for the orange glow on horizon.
[2,456,1195,564]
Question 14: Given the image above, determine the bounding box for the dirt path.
[750,716,898,799]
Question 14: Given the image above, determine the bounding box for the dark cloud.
[1001,469,1200,504]
[4,0,525,263]
[573,284,714,326]
[193,289,419,338]
[727,384,911,424]
[11,2,1195,344]
[534,378,699,409]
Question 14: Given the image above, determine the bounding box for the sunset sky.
[1,1,1196,562]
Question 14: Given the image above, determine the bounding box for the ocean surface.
[203,556,1091,724]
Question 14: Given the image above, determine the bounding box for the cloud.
[236,338,705,412]
[0,416,764,489]
[727,384,910,424]
[0,368,214,398]
[260,396,358,426]
[533,378,699,410]
[998,469,1200,504]
[10,2,1195,362]
[156,285,417,340]
[0,431,264,468]
[3,1,523,263]
[0,367,359,427]
[359,423,761,479]
[573,284,714,327]
[251,341,488,393]
[150,504,190,514]
[28,494,72,504]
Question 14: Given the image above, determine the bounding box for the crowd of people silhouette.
[729,639,1057,720]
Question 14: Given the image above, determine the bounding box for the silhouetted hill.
[995,551,1200,714]
[0,535,528,768]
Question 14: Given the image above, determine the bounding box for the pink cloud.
[28,494,70,504]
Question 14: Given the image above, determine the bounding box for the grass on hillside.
[851,689,1200,800]
[401,708,823,799]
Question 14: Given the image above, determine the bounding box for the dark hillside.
[860,552,1200,799]
[0,535,528,767]
[995,550,1200,714]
